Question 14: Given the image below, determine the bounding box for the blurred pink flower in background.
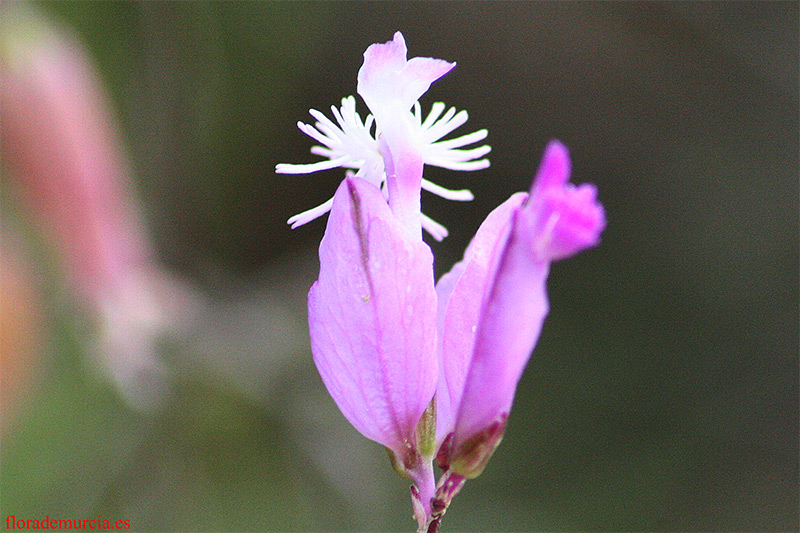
[1,3,198,410]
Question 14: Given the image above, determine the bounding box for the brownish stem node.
[425,469,466,533]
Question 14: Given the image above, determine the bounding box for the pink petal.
[523,141,606,262]
[357,32,454,119]
[379,135,424,238]
[530,139,572,192]
[308,175,438,454]
[435,192,527,444]
[450,140,605,454]
[451,208,552,445]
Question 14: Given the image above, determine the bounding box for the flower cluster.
[278,32,605,532]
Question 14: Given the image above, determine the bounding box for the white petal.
[363,114,375,134]
[413,101,423,128]
[308,110,343,142]
[287,197,335,228]
[309,146,336,158]
[298,121,337,148]
[425,158,491,172]
[421,102,447,130]
[424,107,460,140]
[276,155,352,175]
[426,144,492,163]
[430,129,488,151]
[421,213,449,241]
[421,179,474,201]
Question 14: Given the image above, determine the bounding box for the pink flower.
[0,9,152,304]
[298,36,481,522]
[0,4,198,410]
[308,174,439,517]
[283,32,605,532]
[435,141,606,477]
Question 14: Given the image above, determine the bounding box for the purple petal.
[435,192,527,443]
[451,208,552,445]
[523,141,606,262]
[308,175,438,454]
[530,139,572,192]
[451,140,605,453]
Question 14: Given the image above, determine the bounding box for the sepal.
[447,412,508,479]
[416,395,437,459]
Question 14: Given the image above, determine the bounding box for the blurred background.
[1,2,797,531]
